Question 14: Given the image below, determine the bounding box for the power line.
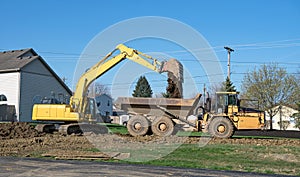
[1,38,300,56]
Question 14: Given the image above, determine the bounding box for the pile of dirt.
[0,122,41,139]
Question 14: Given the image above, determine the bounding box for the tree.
[161,92,170,98]
[292,102,300,130]
[132,76,153,97]
[94,82,111,96]
[241,63,299,130]
[88,82,111,97]
[221,77,236,92]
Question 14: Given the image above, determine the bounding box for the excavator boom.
[33,44,183,123]
[71,44,182,115]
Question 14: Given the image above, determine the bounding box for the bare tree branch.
[242,63,299,130]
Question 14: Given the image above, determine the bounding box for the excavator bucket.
[160,59,184,98]
[161,58,183,82]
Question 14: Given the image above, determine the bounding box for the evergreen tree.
[222,77,236,92]
[161,92,170,98]
[132,76,153,97]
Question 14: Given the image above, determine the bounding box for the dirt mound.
[0,122,41,139]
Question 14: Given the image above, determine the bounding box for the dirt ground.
[1,122,300,159]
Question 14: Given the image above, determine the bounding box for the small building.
[95,94,113,117]
[0,48,72,122]
[265,105,299,131]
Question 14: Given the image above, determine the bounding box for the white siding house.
[0,48,72,122]
[265,105,299,131]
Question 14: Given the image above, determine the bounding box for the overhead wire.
[1,38,299,89]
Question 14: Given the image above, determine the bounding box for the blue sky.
[1,0,299,98]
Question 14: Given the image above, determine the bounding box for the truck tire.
[127,115,150,136]
[151,117,174,136]
[208,117,234,138]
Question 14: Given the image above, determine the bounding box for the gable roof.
[0,48,38,72]
[0,48,72,95]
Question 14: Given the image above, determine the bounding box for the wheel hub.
[134,123,142,130]
[159,123,167,131]
[217,125,225,133]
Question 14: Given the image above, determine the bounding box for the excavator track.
[58,123,108,135]
[35,124,56,133]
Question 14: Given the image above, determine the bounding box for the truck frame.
[115,91,265,138]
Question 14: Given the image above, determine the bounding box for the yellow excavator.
[32,44,182,134]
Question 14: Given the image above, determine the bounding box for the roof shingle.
[0,48,72,95]
[0,48,38,72]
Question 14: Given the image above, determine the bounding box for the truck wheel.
[208,117,234,138]
[151,117,174,136]
[127,115,150,136]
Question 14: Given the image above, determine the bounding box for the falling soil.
[166,77,182,98]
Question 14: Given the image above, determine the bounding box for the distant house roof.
[0,48,72,95]
[96,93,112,99]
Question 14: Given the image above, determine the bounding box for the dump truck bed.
[115,94,201,118]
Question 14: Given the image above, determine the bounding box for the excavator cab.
[82,97,98,122]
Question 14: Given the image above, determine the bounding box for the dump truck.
[115,91,265,138]
[32,44,183,134]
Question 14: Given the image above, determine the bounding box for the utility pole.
[224,46,234,80]
[203,84,206,108]
[279,105,282,130]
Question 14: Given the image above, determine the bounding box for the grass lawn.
[102,124,300,176]
[114,143,300,176]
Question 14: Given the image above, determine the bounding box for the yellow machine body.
[32,104,79,122]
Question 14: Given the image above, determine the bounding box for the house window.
[0,94,7,101]
[107,101,110,106]
[290,117,295,124]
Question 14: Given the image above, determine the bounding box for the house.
[265,105,299,131]
[95,93,113,117]
[0,48,72,122]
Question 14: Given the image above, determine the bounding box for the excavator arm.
[71,44,167,115]
[32,43,183,124]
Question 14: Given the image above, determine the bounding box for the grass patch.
[113,143,300,176]
[85,148,101,152]
[104,124,128,134]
